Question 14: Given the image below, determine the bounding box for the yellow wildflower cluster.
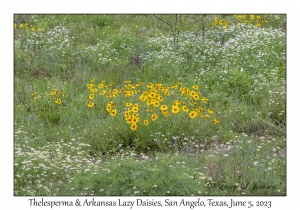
[234,14,269,27]
[87,78,116,107]
[32,88,67,116]
[213,14,269,29]
[87,79,219,131]
[213,17,230,29]
[14,22,42,32]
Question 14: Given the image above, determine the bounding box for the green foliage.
[67,133,286,196]
[14,14,286,196]
[88,15,113,27]
[227,70,254,96]
[260,83,286,129]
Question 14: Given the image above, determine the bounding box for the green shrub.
[228,70,254,96]
[88,15,113,27]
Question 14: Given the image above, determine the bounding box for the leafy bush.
[88,15,113,27]
[227,70,254,96]
[85,79,220,154]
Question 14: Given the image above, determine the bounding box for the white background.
[1,0,298,209]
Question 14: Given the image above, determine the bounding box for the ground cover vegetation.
[14,14,286,196]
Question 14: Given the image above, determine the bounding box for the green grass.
[14,14,286,196]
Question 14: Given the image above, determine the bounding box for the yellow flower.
[126,83,133,89]
[91,89,97,93]
[189,111,197,119]
[14,24,16,28]
[106,104,112,112]
[207,109,214,114]
[31,27,35,31]
[50,91,56,96]
[100,90,106,95]
[130,116,137,124]
[151,113,158,121]
[198,105,204,110]
[171,105,180,114]
[192,85,199,89]
[182,105,189,113]
[124,111,131,117]
[88,84,94,89]
[34,97,38,101]
[98,83,104,88]
[164,90,170,96]
[153,100,160,107]
[148,99,154,105]
[201,97,208,103]
[89,93,95,100]
[250,14,255,19]
[256,22,261,27]
[18,23,23,28]
[131,123,137,131]
[110,109,117,117]
[157,96,163,102]
[147,83,153,88]
[160,105,168,111]
[126,118,132,124]
[174,100,181,105]
[91,78,95,83]
[193,94,200,100]
[191,101,197,106]
[149,92,156,98]
[132,106,138,113]
[163,111,169,117]
[55,98,62,104]
[143,120,149,125]
[214,17,219,25]
[37,28,42,32]
[126,103,133,107]
[126,91,134,97]
[212,118,220,124]
[88,101,95,108]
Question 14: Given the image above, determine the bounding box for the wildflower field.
[14,14,286,196]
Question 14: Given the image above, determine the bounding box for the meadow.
[14,14,286,196]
